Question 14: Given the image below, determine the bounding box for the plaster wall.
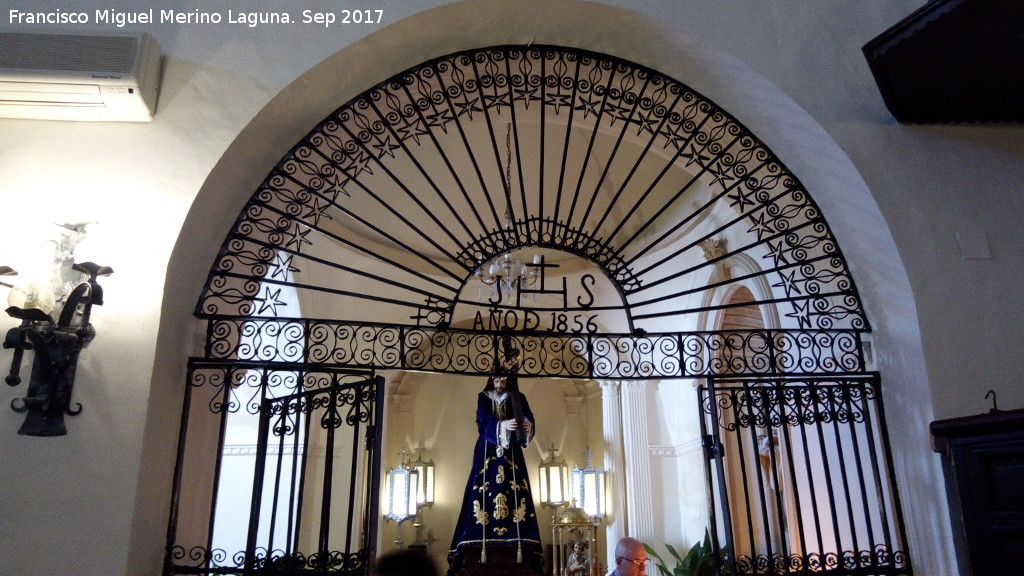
[0,2,1020,575]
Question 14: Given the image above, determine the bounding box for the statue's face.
[493,376,507,393]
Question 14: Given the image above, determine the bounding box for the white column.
[600,380,625,568]
[621,380,654,542]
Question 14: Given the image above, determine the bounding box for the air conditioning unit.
[0,31,162,122]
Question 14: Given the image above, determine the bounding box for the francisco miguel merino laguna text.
[6,9,345,28]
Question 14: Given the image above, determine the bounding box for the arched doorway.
[162,44,909,576]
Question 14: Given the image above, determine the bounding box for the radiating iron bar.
[601,87,689,247]
[566,62,618,229]
[427,57,501,240]
[366,70,482,246]
[629,287,858,326]
[580,69,654,234]
[634,174,797,291]
[628,247,839,309]
[552,52,583,225]
[586,71,658,235]
[628,208,828,295]
[811,383,847,568]
[213,270,452,318]
[620,132,760,276]
[499,48,529,230]
[265,165,462,283]
[476,49,513,232]
[614,113,740,264]
[239,194,460,289]
[325,114,468,265]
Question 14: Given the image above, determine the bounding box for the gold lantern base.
[550,506,601,576]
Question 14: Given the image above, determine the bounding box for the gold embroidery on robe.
[473,500,489,525]
[496,464,506,484]
[513,497,527,523]
[492,493,509,520]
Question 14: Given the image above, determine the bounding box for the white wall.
[1,1,1021,575]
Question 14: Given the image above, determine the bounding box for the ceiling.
[863,0,1024,123]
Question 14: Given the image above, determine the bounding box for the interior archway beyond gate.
[160,40,914,575]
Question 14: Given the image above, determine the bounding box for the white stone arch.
[131,2,941,575]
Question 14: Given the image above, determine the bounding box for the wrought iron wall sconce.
[1,256,112,436]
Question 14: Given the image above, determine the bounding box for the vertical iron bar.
[342,377,365,554]
[862,374,909,571]
[206,366,237,560]
[765,381,790,570]
[813,380,845,565]
[836,379,864,563]
[795,383,824,561]
[291,385,315,556]
[245,380,272,572]
[779,382,809,566]
[164,361,196,571]
[318,385,338,554]
[750,382,776,572]
[365,376,386,567]
[737,380,770,573]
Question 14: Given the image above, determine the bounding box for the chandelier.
[476,123,540,302]
[476,244,540,303]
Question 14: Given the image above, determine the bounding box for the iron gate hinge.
[365,424,375,451]
[702,434,722,460]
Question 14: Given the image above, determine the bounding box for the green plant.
[644,530,719,576]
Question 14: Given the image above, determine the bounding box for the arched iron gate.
[165,44,914,576]
[700,374,912,576]
[165,362,383,576]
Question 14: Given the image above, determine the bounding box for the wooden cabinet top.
[930,408,1024,453]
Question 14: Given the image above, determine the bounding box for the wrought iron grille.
[197,317,866,379]
[165,362,383,576]
[196,45,867,339]
[172,44,913,576]
[699,375,911,576]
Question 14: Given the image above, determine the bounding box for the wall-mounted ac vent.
[0,32,162,122]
